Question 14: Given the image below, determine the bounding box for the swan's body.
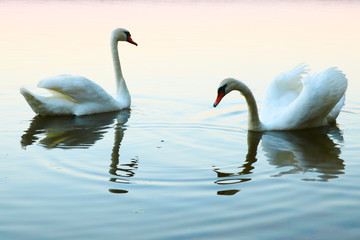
[213,64,348,131]
[20,28,137,116]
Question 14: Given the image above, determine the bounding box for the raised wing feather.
[266,67,347,130]
[260,64,309,123]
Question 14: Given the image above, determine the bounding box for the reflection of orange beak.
[127,36,138,46]
[213,91,225,107]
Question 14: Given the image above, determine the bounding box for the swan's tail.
[327,94,345,123]
[20,87,43,114]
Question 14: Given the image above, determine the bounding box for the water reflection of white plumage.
[215,126,345,195]
[21,110,134,194]
[21,110,130,149]
[261,127,344,181]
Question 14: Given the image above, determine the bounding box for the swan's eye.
[218,84,227,95]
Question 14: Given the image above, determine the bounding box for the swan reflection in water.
[21,110,136,194]
[215,126,345,196]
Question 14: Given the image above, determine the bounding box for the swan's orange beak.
[127,36,138,46]
[213,91,225,107]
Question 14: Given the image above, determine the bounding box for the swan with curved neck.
[20,28,137,116]
[213,65,348,131]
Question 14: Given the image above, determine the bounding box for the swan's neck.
[111,38,130,106]
[234,81,263,131]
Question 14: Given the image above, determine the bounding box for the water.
[1,1,360,239]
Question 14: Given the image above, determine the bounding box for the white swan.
[20,28,137,116]
[213,64,348,131]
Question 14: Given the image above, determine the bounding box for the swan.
[213,64,348,131]
[20,28,137,116]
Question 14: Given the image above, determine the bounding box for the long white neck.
[233,80,263,131]
[111,36,131,107]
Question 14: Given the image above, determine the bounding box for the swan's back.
[38,75,116,104]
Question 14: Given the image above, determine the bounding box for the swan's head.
[213,78,238,107]
[111,28,138,46]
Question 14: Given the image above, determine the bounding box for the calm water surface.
[1,1,360,239]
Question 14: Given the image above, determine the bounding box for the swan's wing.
[37,74,116,104]
[260,64,309,123]
[266,67,348,130]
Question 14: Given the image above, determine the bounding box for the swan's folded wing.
[260,64,309,123]
[269,67,347,130]
[37,74,115,104]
